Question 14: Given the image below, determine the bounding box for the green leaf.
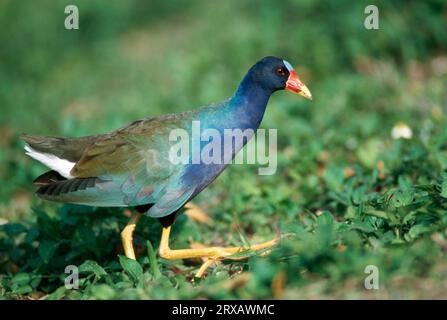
[90,284,116,300]
[30,276,42,289]
[146,240,161,279]
[402,211,418,224]
[317,211,335,226]
[398,176,413,191]
[356,139,382,169]
[406,224,430,240]
[351,221,375,233]
[38,240,58,263]
[12,273,30,286]
[78,260,107,277]
[345,206,356,219]
[441,180,447,198]
[324,165,345,191]
[3,223,27,234]
[13,285,33,295]
[45,287,68,300]
[119,255,143,281]
[392,190,414,207]
[365,209,389,220]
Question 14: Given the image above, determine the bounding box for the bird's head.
[248,56,312,100]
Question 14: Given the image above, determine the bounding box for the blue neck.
[227,73,272,131]
[181,70,274,191]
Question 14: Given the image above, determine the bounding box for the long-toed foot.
[158,225,280,277]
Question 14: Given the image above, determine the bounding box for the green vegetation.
[1,0,447,299]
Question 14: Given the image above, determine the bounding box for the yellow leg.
[158,225,279,277]
[120,211,142,260]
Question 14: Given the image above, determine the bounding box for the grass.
[1,0,447,299]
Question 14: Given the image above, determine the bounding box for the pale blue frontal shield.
[283,60,294,72]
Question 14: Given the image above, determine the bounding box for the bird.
[22,56,311,277]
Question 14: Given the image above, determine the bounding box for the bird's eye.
[276,67,286,76]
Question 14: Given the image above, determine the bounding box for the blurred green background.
[1,0,447,299]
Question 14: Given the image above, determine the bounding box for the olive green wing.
[61,115,195,213]
[70,117,180,179]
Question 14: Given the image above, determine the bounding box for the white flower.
[391,122,413,139]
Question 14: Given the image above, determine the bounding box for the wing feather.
[27,111,199,215]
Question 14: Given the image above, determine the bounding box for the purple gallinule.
[23,56,311,277]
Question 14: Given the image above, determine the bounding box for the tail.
[21,134,120,206]
[21,134,95,179]
[33,170,66,186]
[21,134,93,162]
[36,177,99,197]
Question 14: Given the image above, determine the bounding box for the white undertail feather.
[24,144,75,179]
